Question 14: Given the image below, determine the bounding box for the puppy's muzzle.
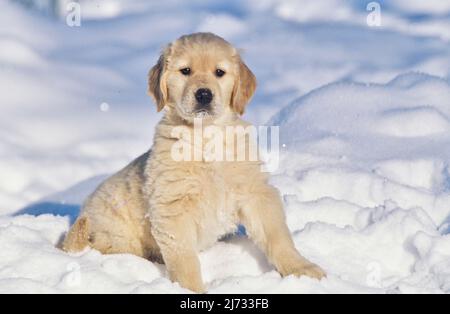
[195,88,213,110]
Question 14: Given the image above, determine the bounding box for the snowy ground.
[1,0,450,293]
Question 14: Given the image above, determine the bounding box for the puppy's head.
[148,33,256,123]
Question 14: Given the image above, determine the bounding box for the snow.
[1,0,450,293]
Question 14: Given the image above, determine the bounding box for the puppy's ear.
[148,46,170,112]
[231,57,257,115]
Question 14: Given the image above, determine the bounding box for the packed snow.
[1,0,450,293]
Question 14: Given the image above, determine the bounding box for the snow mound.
[271,74,450,223]
[272,73,450,159]
[376,106,450,137]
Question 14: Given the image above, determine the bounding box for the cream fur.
[63,32,325,293]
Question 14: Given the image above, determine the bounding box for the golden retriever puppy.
[63,32,325,293]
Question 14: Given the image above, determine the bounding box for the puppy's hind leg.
[62,216,90,253]
[239,185,326,280]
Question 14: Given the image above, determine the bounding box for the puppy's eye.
[215,69,226,77]
[180,68,191,75]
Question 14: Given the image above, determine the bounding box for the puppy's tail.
[62,216,90,252]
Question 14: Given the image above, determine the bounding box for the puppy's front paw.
[188,282,206,294]
[174,274,206,293]
[288,262,326,280]
[278,256,326,280]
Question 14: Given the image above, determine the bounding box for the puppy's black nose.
[195,88,213,106]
